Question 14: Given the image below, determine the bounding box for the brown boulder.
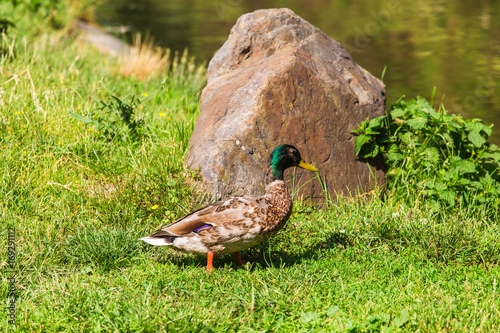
[187,8,386,202]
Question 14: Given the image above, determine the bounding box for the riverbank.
[1,2,499,332]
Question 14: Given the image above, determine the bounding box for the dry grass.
[120,32,171,80]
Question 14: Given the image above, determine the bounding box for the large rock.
[187,8,386,202]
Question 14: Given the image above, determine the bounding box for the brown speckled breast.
[262,181,293,233]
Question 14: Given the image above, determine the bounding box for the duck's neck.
[264,167,289,197]
[265,166,284,185]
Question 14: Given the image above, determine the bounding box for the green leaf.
[467,131,486,148]
[439,189,456,206]
[327,306,340,317]
[428,108,442,120]
[488,144,499,152]
[481,173,494,186]
[439,132,454,147]
[390,108,405,119]
[416,96,433,110]
[423,180,435,189]
[399,132,413,146]
[423,188,437,196]
[458,178,471,186]
[423,147,440,163]
[482,124,493,137]
[434,182,448,191]
[470,181,484,190]
[355,134,372,155]
[447,120,463,131]
[352,118,370,134]
[455,160,476,174]
[301,311,319,323]
[444,168,459,181]
[483,151,500,162]
[467,121,484,133]
[386,144,404,161]
[360,142,380,158]
[69,112,97,125]
[427,199,441,212]
[368,116,384,130]
[405,117,428,129]
[393,309,409,328]
[365,127,380,135]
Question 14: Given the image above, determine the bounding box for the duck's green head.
[269,144,318,180]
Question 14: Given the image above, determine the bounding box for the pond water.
[97,0,500,144]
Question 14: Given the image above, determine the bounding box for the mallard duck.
[141,144,318,270]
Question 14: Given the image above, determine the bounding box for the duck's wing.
[148,195,270,239]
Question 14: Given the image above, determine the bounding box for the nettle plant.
[70,95,146,144]
[353,97,500,213]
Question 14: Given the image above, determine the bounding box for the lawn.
[1,2,499,332]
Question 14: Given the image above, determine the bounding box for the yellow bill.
[298,159,318,172]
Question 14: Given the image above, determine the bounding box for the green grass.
[1,2,499,332]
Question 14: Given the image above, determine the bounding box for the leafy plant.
[353,97,500,213]
[70,95,146,144]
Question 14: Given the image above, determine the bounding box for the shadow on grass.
[62,224,355,272]
[246,231,352,270]
[151,231,353,271]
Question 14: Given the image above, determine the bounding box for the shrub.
[353,97,500,215]
[70,95,146,145]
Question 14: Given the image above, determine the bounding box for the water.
[97,0,500,144]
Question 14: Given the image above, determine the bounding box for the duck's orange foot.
[234,252,245,267]
[206,251,214,271]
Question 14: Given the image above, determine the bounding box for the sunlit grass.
[1,2,499,332]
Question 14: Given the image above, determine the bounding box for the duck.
[141,144,318,271]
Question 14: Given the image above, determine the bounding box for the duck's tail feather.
[140,236,174,246]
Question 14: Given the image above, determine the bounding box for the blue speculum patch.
[193,224,211,233]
